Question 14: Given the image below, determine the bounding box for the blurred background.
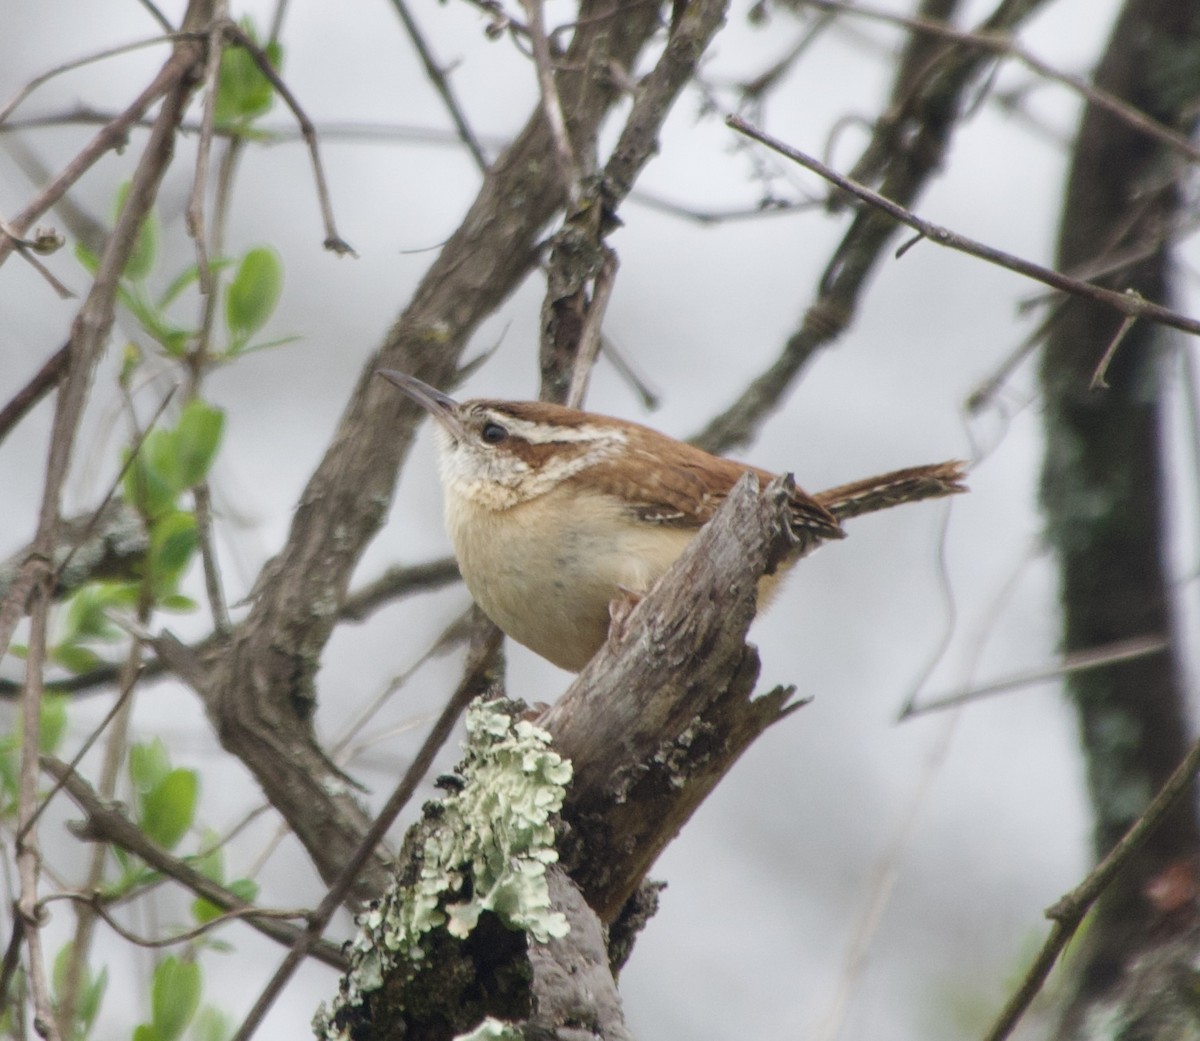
[2,0,1184,1038]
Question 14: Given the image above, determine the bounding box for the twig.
[982,725,1200,1041]
[801,0,1200,168]
[137,0,175,32]
[521,0,583,209]
[331,608,475,760]
[41,757,349,971]
[1089,308,1139,389]
[337,556,461,620]
[0,555,462,699]
[727,116,1200,338]
[0,33,191,128]
[17,682,138,843]
[222,22,356,255]
[51,387,177,588]
[15,585,61,1041]
[566,247,618,408]
[0,2,204,730]
[387,0,489,172]
[192,484,232,634]
[0,44,193,268]
[55,597,148,1034]
[904,635,1170,718]
[186,6,228,297]
[0,220,73,298]
[0,345,69,448]
[228,620,503,1041]
[41,891,310,951]
[0,914,24,1020]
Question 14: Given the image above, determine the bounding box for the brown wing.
[567,424,844,546]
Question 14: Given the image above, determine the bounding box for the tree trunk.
[1040,1,1200,1035]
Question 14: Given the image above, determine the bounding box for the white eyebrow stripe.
[484,411,629,447]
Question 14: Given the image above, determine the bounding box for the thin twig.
[1090,308,1139,389]
[727,116,1200,338]
[982,726,1200,1041]
[51,387,177,588]
[41,891,310,951]
[0,555,462,699]
[137,0,175,32]
[521,0,583,209]
[55,599,148,1034]
[41,757,349,971]
[228,620,503,1041]
[387,0,489,173]
[0,914,24,1020]
[15,585,61,1041]
[904,634,1170,718]
[0,44,193,268]
[0,220,73,298]
[338,557,461,621]
[0,345,69,448]
[0,33,192,127]
[222,22,356,255]
[187,6,228,297]
[801,0,1200,168]
[566,247,618,408]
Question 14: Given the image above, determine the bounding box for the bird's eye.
[481,421,508,445]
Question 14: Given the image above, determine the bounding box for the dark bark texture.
[1039,0,1200,1034]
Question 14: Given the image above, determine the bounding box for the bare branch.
[728,116,1200,338]
[223,22,356,255]
[903,634,1170,718]
[802,0,1200,168]
[522,0,584,209]
[982,727,1200,1041]
[0,346,69,448]
[386,0,489,172]
[41,757,349,971]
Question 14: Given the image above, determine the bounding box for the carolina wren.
[379,371,966,672]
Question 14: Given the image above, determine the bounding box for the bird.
[379,370,967,672]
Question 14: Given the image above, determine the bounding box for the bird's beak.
[377,370,468,442]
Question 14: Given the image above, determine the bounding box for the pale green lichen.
[313,700,573,1041]
[452,1017,525,1041]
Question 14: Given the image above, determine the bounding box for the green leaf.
[129,739,171,795]
[39,695,68,754]
[52,942,71,997]
[191,877,257,926]
[133,1023,160,1041]
[227,877,258,903]
[52,944,107,1039]
[148,511,198,586]
[192,830,225,883]
[140,768,198,851]
[232,334,300,358]
[214,23,280,125]
[188,1006,230,1041]
[225,247,282,343]
[50,643,105,675]
[75,241,100,275]
[115,182,158,282]
[78,965,108,1035]
[158,594,198,613]
[151,957,202,1041]
[173,400,225,488]
[157,257,233,311]
[61,583,128,645]
[123,433,178,520]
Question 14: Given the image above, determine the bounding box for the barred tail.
[815,461,968,521]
